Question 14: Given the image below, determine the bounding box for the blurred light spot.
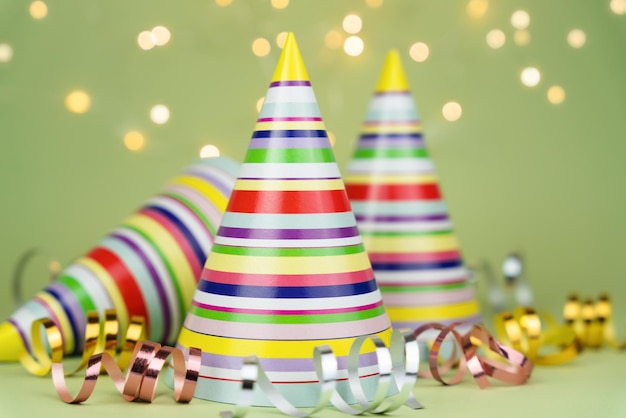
[511,10,530,29]
[252,38,271,57]
[547,86,566,104]
[200,144,220,158]
[152,26,171,46]
[271,0,289,9]
[409,42,429,62]
[520,67,541,87]
[150,104,170,124]
[215,0,232,6]
[276,32,288,48]
[29,1,47,19]
[48,260,61,275]
[343,14,363,34]
[138,30,156,50]
[610,0,626,14]
[466,0,488,18]
[513,30,530,46]
[256,96,265,113]
[65,90,91,114]
[442,101,462,122]
[0,44,13,63]
[343,36,364,56]
[325,30,343,49]
[124,131,145,151]
[567,29,586,48]
[327,131,336,147]
[486,29,506,48]
[366,0,383,7]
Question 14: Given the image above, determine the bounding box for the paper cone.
[173,33,392,407]
[0,157,239,361]
[344,50,481,334]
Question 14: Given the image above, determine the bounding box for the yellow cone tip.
[375,49,410,92]
[271,32,310,82]
[0,321,25,362]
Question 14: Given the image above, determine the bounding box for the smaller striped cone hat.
[0,157,239,361]
[344,50,481,335]
[174,33,392,407]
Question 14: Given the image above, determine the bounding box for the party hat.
[0,157,239,361]
[173,33,392,407]
[344,50,481,334]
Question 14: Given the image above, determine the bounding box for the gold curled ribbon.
[564,294,626,349]
[414,322,534,387]
[494,307,580,366]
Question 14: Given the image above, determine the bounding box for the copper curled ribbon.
[413,322,533,387]
[563,294,626,349]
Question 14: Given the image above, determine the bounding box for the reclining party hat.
[173,33,392,407]
[0,157,239,361]
[344,50,481,333]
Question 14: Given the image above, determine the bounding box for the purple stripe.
[217,226,359,240]
[8,318,30,354]
[185,168,234,196]
[46,282,86,347]
[354,214,449,222]
[110,233,172,341]
[248,137,330,149]
[162,185,223,229]
[270,80,311,87]
[357,137,425,148]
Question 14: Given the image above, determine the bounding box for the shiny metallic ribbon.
[563,294,626,349]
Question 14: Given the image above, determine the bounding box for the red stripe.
[226,190,351,213]
[201,268,374,286]
[345,183,441,201]
[87,247,149,328]
[368,250,461,263]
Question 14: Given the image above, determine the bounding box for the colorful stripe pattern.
[344,50,481,332]
[7,157,239,353]
[174,33,391,407]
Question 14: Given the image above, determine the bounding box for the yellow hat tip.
[375,49,410,92]
[0,321,25,362]
[271,32,310,82]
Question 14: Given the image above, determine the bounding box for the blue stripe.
[252,130,327,138]
[197,279,378,298]
[44,288,82,354]
[371,260,462,271]
[146,205,206,265]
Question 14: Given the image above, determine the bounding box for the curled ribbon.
[563,294,626,349]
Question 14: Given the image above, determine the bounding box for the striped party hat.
[174,33,392,407]
[0,157,239,361]
[344,50,481,334]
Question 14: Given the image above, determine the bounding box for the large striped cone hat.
[174,33,392,407]
[0,157,239,361]
[344,50,481,335]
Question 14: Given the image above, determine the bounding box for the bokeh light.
[511,10,530,29]
[409,42,429,62]
[276,31,288,48]
[486,29,506,49]
[150,104,170,124]
[514,30,531,46]
[343,36,364,56]
[442,102,462,122]
[200,144,220,158]
[610,0,626,14]
[520,67,541,87]
[215,0,232,6]
[324,30,343,49]
[365,0,383,7]
[271,0,289,9]
[65,90,91,114]
[138,30,156,50]
[343,14,363,34]
[466,0,488,18]
[152,26,171,46]
[327,131,336,147]
[0,44,13,63]
[256,96,265,113]
[124,131,145,151]
[252,38,271,57]
[29,1,47,19]
[547,86,566,104]
[567,29,586,48]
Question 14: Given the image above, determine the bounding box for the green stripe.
[244,148,335,164]
[57,275,97,313]
[353,148,428,159]
[190,305,386,324]
[380,282,469,293]
[361,230,452,237]
[211,243,365,257]
[162,192,215,236]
